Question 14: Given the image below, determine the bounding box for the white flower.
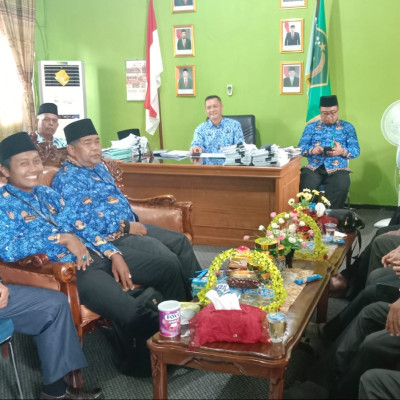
[288,237,296,244]
[288,198,295,205]
[315,202,326,217]
[288,223,297,233]
[271,222,279,229]
[278,218,285,224]
[285,213,290,219]
[299,221,306,227]
[259,225,266,231]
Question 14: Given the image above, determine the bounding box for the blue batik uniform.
[190,117,244,154]
[51,158,201,312]
[35,131,67,148]
[298,119,360,209]
[0,184,77,262]
[298,119,360,173]
[52,160,134,259]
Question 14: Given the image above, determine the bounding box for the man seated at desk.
[298,95,360,209]
[189,95,244,158]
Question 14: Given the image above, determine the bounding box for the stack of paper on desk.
[251,145,290,167]
[103,134,148,161]
[222,143,256,165]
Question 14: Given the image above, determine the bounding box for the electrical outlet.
[227,84,233,96]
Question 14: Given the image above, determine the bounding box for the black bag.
[103,286,163,377]
[328,209,365,233]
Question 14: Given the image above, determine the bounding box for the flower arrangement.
[197,248,287,313]
[290,188,331,216]
[244,189,330,261]
[268,211,328,261]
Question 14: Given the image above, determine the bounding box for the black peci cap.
[0,132,37,164]
[64,119,98,144]
[320,95,338,107]
[38,103,58,116]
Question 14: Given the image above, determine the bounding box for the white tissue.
[334,231,347,238]
[205,289,241,310]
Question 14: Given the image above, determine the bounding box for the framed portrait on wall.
[280,62,303,94]
[173,25,195,57]
[280,18,304,53]
[172,0,196,13]
[176,65,196,96]
[125,60,147,101]
[280,0,307,9]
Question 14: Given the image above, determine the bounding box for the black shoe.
[40,387,102,399]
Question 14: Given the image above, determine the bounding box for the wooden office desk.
[120,157,301,247]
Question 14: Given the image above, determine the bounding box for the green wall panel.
[34,0,400,206]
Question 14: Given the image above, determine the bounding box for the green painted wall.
[35,0,400,206]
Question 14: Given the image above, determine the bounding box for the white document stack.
[102,134,148,161]
[222,143,256,166]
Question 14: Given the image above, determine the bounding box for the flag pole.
[157,91,164,149]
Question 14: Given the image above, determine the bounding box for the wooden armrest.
[128,194,177,206]
[0,257,82,331]
[16,253,49,267]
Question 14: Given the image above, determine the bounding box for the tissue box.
[189,303,268,348]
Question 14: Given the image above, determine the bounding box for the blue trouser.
[0,285,87,385]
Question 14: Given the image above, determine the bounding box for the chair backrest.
[224,115,256,145]
[117,128,140,140]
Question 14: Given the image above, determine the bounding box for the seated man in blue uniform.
[51,118,200,311]
[0,132,100,400]
[189,95,244,164]
[31,103,67,148]
[298,95,360,209]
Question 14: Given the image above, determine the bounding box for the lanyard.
[6,189,58,227]
[6,188,104,258]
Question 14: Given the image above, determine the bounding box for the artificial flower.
[315,202,326,217]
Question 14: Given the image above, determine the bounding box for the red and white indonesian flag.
[145,0,163,135]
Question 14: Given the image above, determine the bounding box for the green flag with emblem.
[305,0,331,123]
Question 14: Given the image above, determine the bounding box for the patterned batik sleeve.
[0,192,71,262]
[232,120,245,144]
[52,170,122,258]
[190,123,207,150]
[298,124,315,157]
[343,123,360,159]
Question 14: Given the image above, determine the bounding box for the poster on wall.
[280,62,303,94]
[175,65,196,96]
[173,25,195,57]
[126,60,147,101]
[172,0,196,13]
[280,18,304,53]
[280,0,307,8]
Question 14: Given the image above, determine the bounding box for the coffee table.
[147,233,357,399]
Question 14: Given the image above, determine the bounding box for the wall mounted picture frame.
[280,18,304,53]
[126,60,147,101]
[280,0,307,9]
[280,62,303,95]
[176,65,196,96]
[173,25,195,57]
[172,0,196,13]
